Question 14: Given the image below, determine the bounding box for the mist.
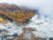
[0,0,53,20]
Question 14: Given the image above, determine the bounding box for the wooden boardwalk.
[14,28,44,40]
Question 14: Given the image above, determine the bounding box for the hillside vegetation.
[0,3,35,23]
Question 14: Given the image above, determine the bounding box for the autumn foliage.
[0,3,35,23]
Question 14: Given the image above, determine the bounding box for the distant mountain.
[20,6,38,13]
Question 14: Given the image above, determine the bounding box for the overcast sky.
[0,0,53,19]
[0,0,53,8]
[0,0,45,8]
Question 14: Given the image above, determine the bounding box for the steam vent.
[14,28,43,40]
